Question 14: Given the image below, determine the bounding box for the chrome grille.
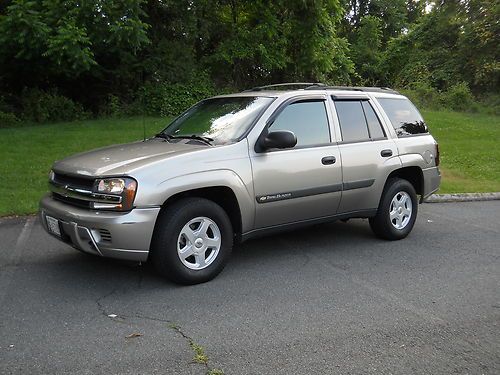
[50,172,121,209]
[53,193,92,208]
[53,172,94,190]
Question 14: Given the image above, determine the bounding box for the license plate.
[46,215,61,237]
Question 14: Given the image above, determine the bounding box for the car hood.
[53,139,208,177]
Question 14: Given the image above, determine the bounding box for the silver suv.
[40,84,441,284]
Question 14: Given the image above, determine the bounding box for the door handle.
[321,156,336,165]
[380,149,393,157]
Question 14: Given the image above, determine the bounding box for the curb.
[425,192,500,203]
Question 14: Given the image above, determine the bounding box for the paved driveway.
[0,202,499,374]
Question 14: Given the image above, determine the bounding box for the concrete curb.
[425,192,500,203]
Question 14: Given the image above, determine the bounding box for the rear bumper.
[422,166,441,200]
[39,194,160,261]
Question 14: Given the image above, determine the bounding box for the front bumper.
[39,194,160,261]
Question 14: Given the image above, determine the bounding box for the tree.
[0,0,149,102]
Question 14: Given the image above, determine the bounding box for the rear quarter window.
[377,98,428,137]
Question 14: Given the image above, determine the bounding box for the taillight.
[435,142,440,166]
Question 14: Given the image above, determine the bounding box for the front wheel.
[150,198,233,285]
[369,178,418,240]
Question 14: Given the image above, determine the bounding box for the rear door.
[330,96,400,213]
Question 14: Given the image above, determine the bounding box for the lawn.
[422,110,500,193]
[0,117,168,216]
[1,111,499,216]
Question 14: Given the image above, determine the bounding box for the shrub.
[476,94,500,116]
[20,88,89,122]
[136,74,216,117]
[98,94,124,118]
[440,82,474,112]
[0,111,20,128]
[399,82,442,110]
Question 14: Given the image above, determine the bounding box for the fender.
[398,153,427,169]
[152,169,255,233]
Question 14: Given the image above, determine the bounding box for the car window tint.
[377,98,428,137]
[362,101,385,139]
[334,101,370,142]
[269,101,330,147]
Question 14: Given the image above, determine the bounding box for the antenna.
[142,113,146,142]
[142,68,146,142]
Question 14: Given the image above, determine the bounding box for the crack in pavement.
[92,290,225,375]
[132,314,224,375]
[95,287,120,318]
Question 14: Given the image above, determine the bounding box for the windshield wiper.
[156,133,213,146]
[154,133,175,141]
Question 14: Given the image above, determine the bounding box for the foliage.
[376,0,499,93]
[20,89,89,123]
[0,0,498,120]
[351,15,383,85]
[0,111,20,128]
[136,74,216,117]
[441,83,475,112]
[402,82,478,113]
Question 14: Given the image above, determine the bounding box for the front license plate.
[46,215,61,237]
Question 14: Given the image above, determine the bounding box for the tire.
[150,198,233,285]
[369,178,418,240]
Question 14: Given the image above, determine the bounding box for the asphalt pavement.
[0,202,499,374]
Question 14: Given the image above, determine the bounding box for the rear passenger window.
[334,100,386,143]
[270,100,330,147]
[334,101,369,142]
[377,98,428,137]
[362,101,385,139]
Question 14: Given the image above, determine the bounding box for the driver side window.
[269,100,331,147]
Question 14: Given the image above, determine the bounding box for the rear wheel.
[150,198,233,284]
[369,178,418,240]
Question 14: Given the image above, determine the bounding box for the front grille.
[52,192,92,208]
[98,229,112,242]
[53,172,94,190]
[50,172,121,210]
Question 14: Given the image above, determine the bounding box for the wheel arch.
[159,186,243,241]
[386,166,424,197]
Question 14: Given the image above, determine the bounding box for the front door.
[250,97,342,229]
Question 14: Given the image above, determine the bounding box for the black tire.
[150,198,233,285]
[369,178,418,240]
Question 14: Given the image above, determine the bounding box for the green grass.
[422,110,500,193]
[0,111,499,216]
[0,117,168,216]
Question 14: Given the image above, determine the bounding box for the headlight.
[93,177,137,211]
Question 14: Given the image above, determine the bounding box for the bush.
[401,82,481,113]
[20,88,89,123]
[476,94,500,116]
[97,94,124,118]
[400,82,442,110]
[136,74,216,117]
[440,82,474,112]
[0,111,20,128]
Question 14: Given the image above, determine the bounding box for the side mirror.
[260,130,297,151]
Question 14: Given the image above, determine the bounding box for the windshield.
[160,96,275,145]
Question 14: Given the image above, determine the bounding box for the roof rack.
[244,83,326,92]
[243,82,399,95]
[308,86,400,94]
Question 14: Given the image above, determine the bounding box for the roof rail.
[309,86,400,94]
[243,83,400,94]
[244,82,326,92]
